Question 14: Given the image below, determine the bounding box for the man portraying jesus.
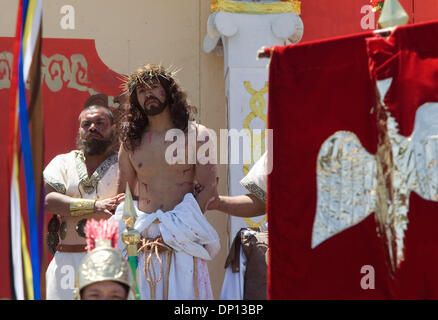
[111,64,220,300]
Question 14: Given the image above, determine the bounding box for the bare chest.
[129,131,195,175]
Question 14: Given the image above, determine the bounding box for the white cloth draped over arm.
[240,151,268,203]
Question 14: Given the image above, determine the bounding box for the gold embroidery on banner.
[374,89,410,275]
[242,81,268,228]
[0,51,118,108]
[313,131,377,250]
[312,97,438,275]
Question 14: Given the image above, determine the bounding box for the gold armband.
[70,199,96,217]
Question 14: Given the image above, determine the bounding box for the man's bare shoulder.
[119,141,129,152]
[119,141,138,158]
[196,122,209,131]
[191,121,214,137]
[118,142,136,167]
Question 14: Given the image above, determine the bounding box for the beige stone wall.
[0,0,229,299]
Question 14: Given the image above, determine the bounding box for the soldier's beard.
[76,132,114,156]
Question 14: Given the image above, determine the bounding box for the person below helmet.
[74,219,136,300]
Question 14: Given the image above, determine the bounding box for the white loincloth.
[45,252,86,300]
[110,193,220,300]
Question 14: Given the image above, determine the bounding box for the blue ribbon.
[17,0,41,300]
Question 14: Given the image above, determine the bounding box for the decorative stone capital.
[203,10,303,68]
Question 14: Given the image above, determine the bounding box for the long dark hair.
[119,64,196,151]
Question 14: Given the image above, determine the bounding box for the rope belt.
[137,236,200,300]
[138,236,173,300]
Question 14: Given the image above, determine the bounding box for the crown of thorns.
[122,64,179,96]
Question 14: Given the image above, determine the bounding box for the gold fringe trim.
[211,0,301,15]
[193,257,199,300]
[164,250,172,300]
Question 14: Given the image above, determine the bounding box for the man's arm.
[194,125,218,213]
[116,143,137,194]
[44,183,124,217]
[208,193,265,217]
[194,164,217,213]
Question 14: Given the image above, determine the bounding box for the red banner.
[268,20,438,299]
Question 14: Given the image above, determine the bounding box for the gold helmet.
[74,219,136,300]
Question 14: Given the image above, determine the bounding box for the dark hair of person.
[78,105,114,125]
[77,94,118,152]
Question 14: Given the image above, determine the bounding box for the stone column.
[203,0,304,244]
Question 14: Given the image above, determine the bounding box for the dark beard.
[76,133,113,156]
[143,97,167,116]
